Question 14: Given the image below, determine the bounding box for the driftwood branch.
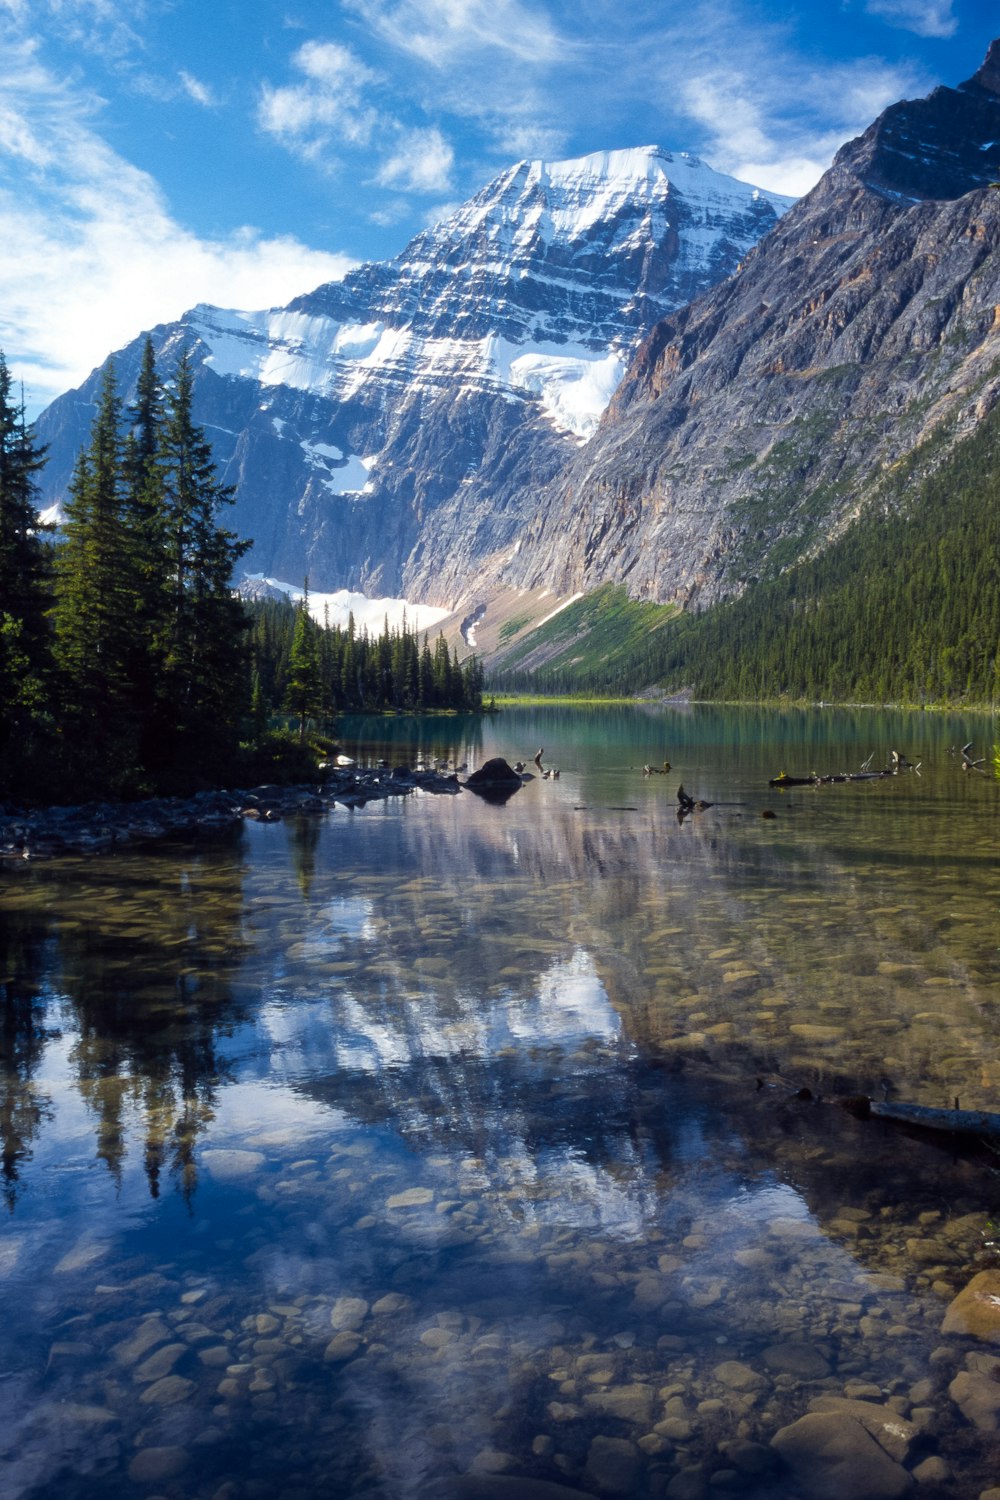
[837,1096,1000,1141]
[757,1076,1000,1149]
[769,751,920,788]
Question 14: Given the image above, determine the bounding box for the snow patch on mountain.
[184,146,793,440]
[300,440,376,494]
[489,338,625,439]
[244,576,450,635]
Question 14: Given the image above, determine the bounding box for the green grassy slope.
[489,401,1000,706]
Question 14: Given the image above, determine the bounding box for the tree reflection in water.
[0,906,53,1209]
[1,828,251,1203]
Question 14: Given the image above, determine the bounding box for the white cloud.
[178,70,216,108]
[345,0,568,67]
[0,35,354,411]
[864,0,958,38]
[376,126,454,192]
[678,52,925,197]
[258,39,381,158]
[24,0,148,62]
[258,35,455,193]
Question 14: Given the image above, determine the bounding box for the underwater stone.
[200,1150,266,1180]
[133,1343,187,1384]
[323,1332,362,1362]
[948,1370,1000,1430]
[584,1435,640,1495]
[762,1343,831,1379]
[713,1361,767,1392]
[138,1374,195,1405]
[386,1187,434,1209]
[330,1297,369,1331]
[111,1317,171,1369]
[127,1447,190,1484]
[583,1383,655,1425]
[941,1272,1000,1343]
[771,1411,914,1498]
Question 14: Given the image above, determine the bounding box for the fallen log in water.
[754,1074,1000,1151]
[837,1095,1000,1141]
[769,757,920,788]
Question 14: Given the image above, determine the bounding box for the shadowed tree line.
[0,342,485,802]
[0,341,250,799]
[251,587,484,740]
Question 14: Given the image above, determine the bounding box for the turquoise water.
[0,706,998,1499]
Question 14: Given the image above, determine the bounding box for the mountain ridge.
[487,40,1000,612]
[34,145,792,602]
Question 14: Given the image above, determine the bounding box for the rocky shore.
[0,764,463,861]
[18,1130,1000,1500]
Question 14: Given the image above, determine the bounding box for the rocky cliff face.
[34,148,789,603]
[501,43,1000,608]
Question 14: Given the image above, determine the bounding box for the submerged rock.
[941,1271,1000,1343]
[948,1366,1000,1430]
[771,1410,914,1499]
[463,758,524,803]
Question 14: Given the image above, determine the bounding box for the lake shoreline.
[0,763,463,861]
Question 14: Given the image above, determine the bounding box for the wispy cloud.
[178,69,216,108]
[376,126,454,192]
[345,0,569,67]
[340,0,929,196]
[17,0,150,62]
[865,0,958,39]
[258,35,455,192]
[0,30,355,410]
[681,50,924,194]
[258,40,381,159]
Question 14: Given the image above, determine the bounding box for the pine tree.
[154,350,250,772]
[0,353,51,793]
[284,584,323,740]
[124,337,170,761]
[51,362,142,790]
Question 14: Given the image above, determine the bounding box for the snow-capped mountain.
[36,147,791,603]
[502,41,1000,611]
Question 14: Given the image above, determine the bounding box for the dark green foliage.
[284,585,324,739]
[645,404,1000,706]
[0,355,51,793]
[148,351,251,777]
[51,363,143,789]
[492,407,1000,707]
[249,598,483,722]
[35,345,251,799]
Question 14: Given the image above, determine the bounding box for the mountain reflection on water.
[0,706,998,1500]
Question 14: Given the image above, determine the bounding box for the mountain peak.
[838,45,1000,203]
[964,37,1000,97]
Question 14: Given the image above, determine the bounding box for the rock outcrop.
[34,149,788,606]
[506,41,1000,609]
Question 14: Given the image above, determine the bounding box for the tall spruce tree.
[124,337,170,762]
[154,350,250,773]
[0,353,51,794]
[284,584,323,740]
[51,361,143,791]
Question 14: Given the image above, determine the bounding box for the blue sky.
[1,0,997,413]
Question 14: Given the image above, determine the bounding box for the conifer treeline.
[493,399,1000,706]
[249,592,484,734]
[0,340,251,799]
[0,342,483,802]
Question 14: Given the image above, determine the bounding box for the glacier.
[36,144,793,604]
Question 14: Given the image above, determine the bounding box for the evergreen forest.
[249,591,485,735]
[492,398,1000,707]
[0,343,482,805]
